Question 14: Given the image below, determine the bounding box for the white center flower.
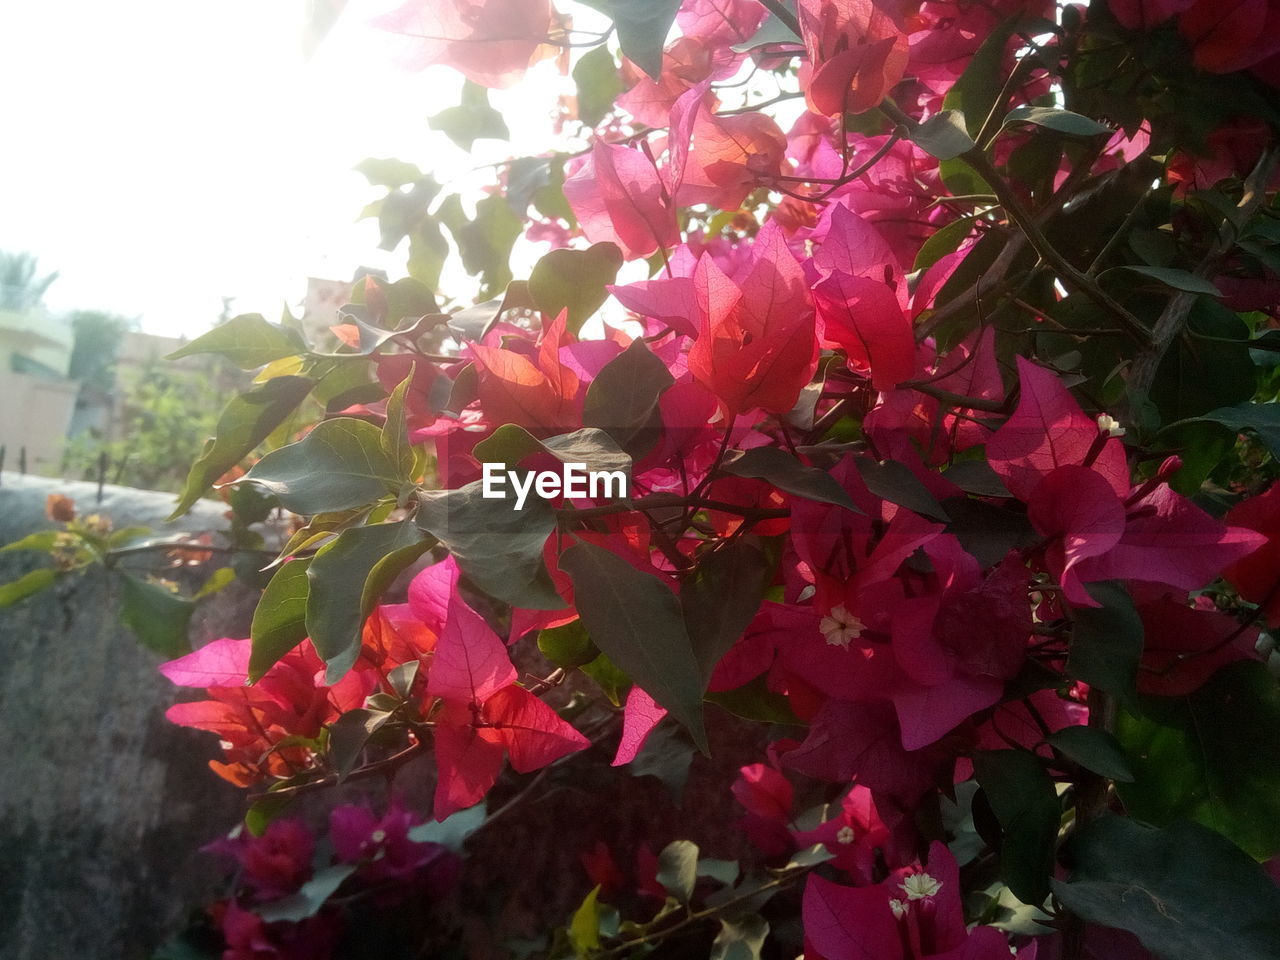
[819,604,865,648]
[1097,413,1125,438]
[836,825,856,845]
[889,898,909,919]
[901,872,942,900]
[370,829,387,844]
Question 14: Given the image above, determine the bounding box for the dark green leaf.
[682,541,772,686]
[328,708,393,781]
[0,567,57,608]
[853,457,949,521]
[656,840,699,902]
[429,80,510,150]
[579,0,681,79]
[118,573,194,657]
[241,417,406,515]
[312,312,447,359]
[573,46,622,127]
[940,459,1011,497]
[415,480,562,609]
[249,559,311,681]
[1151,298,1255,421]
[472,425,632,479]
[628,720,693,801]
[580,650,631,706]
[582,338,675,455]
[732,6,802,50]
[169,376,315,519]
[569,884,604,957]
[1047,726,1135,782]
[1116,661,1280,860]
[912,216,977,272]
[911,110,976,160]
[943,17,1016,137]
[1003,105,1113,138]
[388,660,419,699]
[245,792,295,836]
[1067,581,1143,704]
[306,519,433,681]
[257,864,355,923]
[560,541,707,752]
[1105,265,1222,296]
[1052,815,1280,960]
[706,675,800,725]
[1180,402,1280,461]
[451,194,523,299]
[0,530,63,553]
[711,915,769,960]
[973,750,1060,905]
[528,242,624,333]
[167,313,304,369]
[722,447,859,512]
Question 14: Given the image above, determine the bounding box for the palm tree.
[0,251,58,312]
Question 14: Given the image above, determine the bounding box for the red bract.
[797,0,911,116]
[1107,0,1196,31]
[371,0,552,88]
[668,86,789,209]
[1223,480,1280,626]
[686,222,819,414]
[1177,0,1280,74]
[419,558,589,818]
[563,140,678,259]
[469,313,581,432]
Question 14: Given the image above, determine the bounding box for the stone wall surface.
[0,473,251,959]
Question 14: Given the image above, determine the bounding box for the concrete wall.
[0,474,249,959]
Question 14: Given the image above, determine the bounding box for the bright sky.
[0,1,595,339]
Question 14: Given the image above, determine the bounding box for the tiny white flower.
[819,604,865,649]
[901,872,942,900]
[370,829,387,844]
[1096,413,1125,438]
[889,898,909,919]
[836,825,856,845]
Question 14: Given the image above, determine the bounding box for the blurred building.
[0,305,78,473]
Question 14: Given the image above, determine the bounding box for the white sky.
[0,0,594,338]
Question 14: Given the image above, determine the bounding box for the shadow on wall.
[0,473,249,960]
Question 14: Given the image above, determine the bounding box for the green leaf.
[429,80,510,150]
[118,573,194,657]
[1179,402,1280,461]
[682,541,772,686]
[580,650,631,706]
[306,519,434,682]
[415,480,563,609]
[698,858,740,886]
[388,660,419,699]
[573,46,622,127]
[1003,105,1113,138]
[732,6,801,50]
[241,417,406,515]
[407,802,486,851]
[1052,815,1280,960]
[381,369,416,484]
[450,194,523,299]
[569,884,604,957]
[355,157,425,189]
[1105,264,1222,296]
[1047,726,1135,782]
[245,792,295,836]
[327,708,393,781]
[193,566,237,600]
[721,447,859,512]
[560,541,707,752]
[973,750,1060,906]
[169,376,316,519]
[942,18,1018,138]
[910,110,976,160]
[578,0,680,79]
[472,425,632,479]
[1116,661,1280,860]
[249,559,311,681]
[706,675,800,725]
[528,242,625,334]
[0,531,63,554]
[711,914,769,960]
[257,864,356,923]
[1067,581,1143,705]
[853,457,949,521]
[656,840,699,902]
[0,567,57,608]
[912,216,976,272]
[582,338,675,456]
[538,618,599,669]
[167,313,304,369]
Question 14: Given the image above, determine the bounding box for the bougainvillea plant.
[11,0,1280,957]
